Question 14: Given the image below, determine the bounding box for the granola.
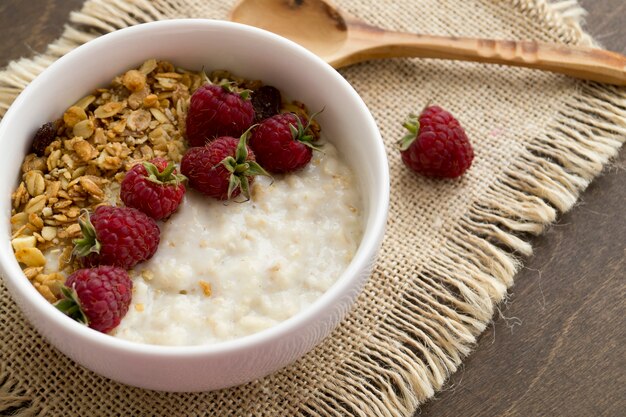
[11,60,208,301]
[11,59,321,304]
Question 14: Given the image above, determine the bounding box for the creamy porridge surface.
[110,140,362,345]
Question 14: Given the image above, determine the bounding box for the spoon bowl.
[231,0,626,85]
[230,0,349,58]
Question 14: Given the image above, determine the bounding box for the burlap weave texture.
[1,0,625,416]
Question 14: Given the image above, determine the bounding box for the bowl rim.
[0,19,390,356]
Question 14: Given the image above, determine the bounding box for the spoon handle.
[340,30,626,85]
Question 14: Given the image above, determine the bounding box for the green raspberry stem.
[399,114,420,151]
[72,210,101,258]
[143,161,186,185]
[219,126,271,200]
[55,286,89,325]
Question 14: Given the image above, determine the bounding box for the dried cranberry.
[31,120,59,156]
[251,85,282,122]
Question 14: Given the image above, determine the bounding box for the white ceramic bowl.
[0,20,389,392]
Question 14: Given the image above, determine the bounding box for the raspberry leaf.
[143,161,186,186]
[244,161,269,177]
[235,129,251,162]
[288,111,323,151]
[221,128,271,200]
[72,210,101,258]
[239,175,251,199]
[227,175,242,200]
[216,80,252,101]
[200,69,211,85]
[55,285,89,326]
[399,114,420,151]
[223,83,252,101]
[200,69,252,101]
[221,156,237,174]
[238,89,252,101]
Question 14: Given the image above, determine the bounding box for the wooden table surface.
[1,1,624,416]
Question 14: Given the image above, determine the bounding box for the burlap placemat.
[1,0,624,415]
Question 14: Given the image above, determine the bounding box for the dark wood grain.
[0,1,624,416]
[418,1,626,416]
[0,0,85,66]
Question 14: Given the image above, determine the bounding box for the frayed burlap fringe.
[1,0,625,416]
[316,82,626,415]
[0,365,35,417]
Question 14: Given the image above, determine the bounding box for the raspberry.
[249,113,319,173]
[121,158,186,220]
[399,106,474,178]
[73,206,160,269]
[55,266,132,333]
[186,83,255,147]
[181,130,270,200]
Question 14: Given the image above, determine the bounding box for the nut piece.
[73,119,95,139]
[45,181,61,199]
[123,69,147,92]
[11,213,29,231]
[15,247,46,267]
[73,138,97,161]
[47,149,62,171]
[127,109,151,132]
[79,176,104,200]
[34,272,65,302]
[63,106,87,128]
[94,102,125,119]
[143,94,159,108]
[73,95,96,110]
[35,284,57,303]
[24,170,45,197]
[65,206,81,218]
[128,88,150,110]
[40,226,57,241]
[28,213,44,229]
[12,182,28,209]
[24,194,47,215]
[52,213,68,223]
[63,223,81,238]
[58,246,73,271]
[23,266,44,280]
[139,59,157,75]
[149,108,169,124]
[11,235,37,251]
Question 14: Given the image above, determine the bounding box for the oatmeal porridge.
[114,142,361,345]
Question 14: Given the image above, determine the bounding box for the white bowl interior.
[0,20,389,391]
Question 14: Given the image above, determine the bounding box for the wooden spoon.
[230,0,626,86]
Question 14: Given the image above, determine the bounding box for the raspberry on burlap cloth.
[1,0,625,416]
